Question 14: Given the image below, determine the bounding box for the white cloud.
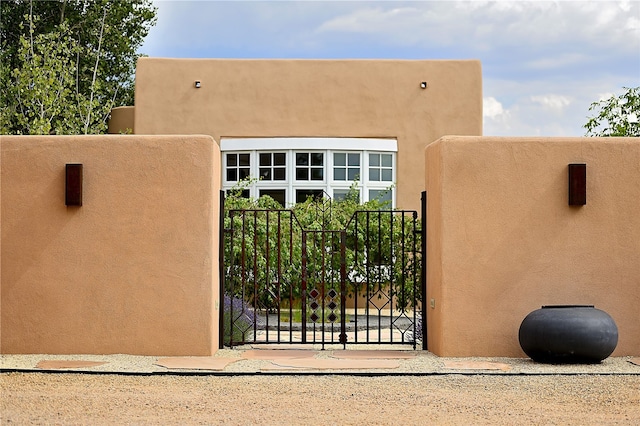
[315,1,639,56]
[317,7,419,34]
[524,54,588,71]
[483,97,506,120]
[530,95,572,111]
[596,92,615,102]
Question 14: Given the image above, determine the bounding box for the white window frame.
[221,138,397,207]
[258,152,287,182]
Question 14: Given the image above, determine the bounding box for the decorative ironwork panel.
[344,209,423,347]
[221,193,424,349]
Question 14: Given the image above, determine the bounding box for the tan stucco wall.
[132,58,483,210]
[1,135,220,355]
[107,106,135,134]
[425,136,640,357]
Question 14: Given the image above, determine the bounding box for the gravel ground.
[2,373,640,425]
[2,349,639,424]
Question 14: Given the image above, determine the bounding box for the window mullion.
[288,150,294,206]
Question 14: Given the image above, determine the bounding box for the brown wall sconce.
[65,163,83,206]
[568,163,586,206]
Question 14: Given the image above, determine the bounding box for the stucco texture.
[107,106,135,134]
[425,136,640,357]
[131,58,482,211]
[1,135,220,355]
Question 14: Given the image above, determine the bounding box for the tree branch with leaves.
[584,86,640,137]
[0,0,156,135]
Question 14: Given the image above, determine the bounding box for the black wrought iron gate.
[220,193,426,349]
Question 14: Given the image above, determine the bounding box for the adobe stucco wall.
[107,106,135,134]
[1,135,220,355]
[132,58,483,211]
[425,136,640,357]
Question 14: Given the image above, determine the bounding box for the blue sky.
[140,0,640,136]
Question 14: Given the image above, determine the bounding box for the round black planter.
[518,305,618,364]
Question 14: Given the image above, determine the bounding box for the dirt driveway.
[2,372,639,425]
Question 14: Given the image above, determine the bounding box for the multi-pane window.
[333,153,360,181]
[333,188,359,202]
[369,153,393,182]
[259,152,286,181]
[369,189,393,205]
[296,189,324,203]
[259,189,286,207]
[222,146,395,207]
[226,153,250,182]
[296,152,324,181]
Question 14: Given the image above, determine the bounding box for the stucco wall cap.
[1,134,216,143]
[137,56,482,65]
[430,135,640,145]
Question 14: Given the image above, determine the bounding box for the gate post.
[301,232,308,344]
[219,190,226,349]
[421,191,428,350]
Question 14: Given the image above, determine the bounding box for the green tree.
[2,20,81,135]
[584,86,640,137]
[0,0,156,134]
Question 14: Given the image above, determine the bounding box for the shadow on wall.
[3,166,78,287]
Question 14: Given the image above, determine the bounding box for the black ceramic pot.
[518,305,618,364]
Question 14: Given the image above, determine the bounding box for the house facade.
[109,58,483,210]
[4,59,639,357]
